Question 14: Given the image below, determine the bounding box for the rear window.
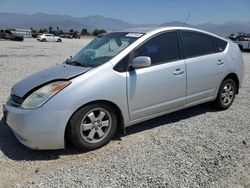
[182,31,216,58]
[211,36,228,52]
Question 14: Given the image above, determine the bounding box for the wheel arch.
[222,73,239,94]
[64,100,124,147]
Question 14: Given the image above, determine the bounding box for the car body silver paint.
[5,27,245,149]
[11,64,91,98]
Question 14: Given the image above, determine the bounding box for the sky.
[0,0,249,24]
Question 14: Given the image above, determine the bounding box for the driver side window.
[134,32,180,65]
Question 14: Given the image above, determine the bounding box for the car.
[228,35,250,52]
[65,32,81,39]
[37,33,62,42]
[0,29,24,41]
[236,38,250,52]
[3,27,245,150]
[66,34,74,39]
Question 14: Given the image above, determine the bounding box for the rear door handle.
[217,60,225,65]
[174,68,184,76]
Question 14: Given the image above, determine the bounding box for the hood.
[11,64,91,98]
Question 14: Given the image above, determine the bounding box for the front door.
[127,31,186,121]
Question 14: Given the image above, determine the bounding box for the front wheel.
[68,103,117,150]
[213,79,236,110]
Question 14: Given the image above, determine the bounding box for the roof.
[121,27,158,34]
[120,26,228,42]
[122,26,209,34]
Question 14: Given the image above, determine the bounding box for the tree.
[49,26,53,34]
[69,29,74,33]
[59,30,64,35]
[81,28,88,36]
[43,28,48,33]
[38,28,48,33]
[31,28,37,38]
[56,26,59,31]
[92,29,107,36]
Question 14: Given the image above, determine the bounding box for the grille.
[7,94,24,107]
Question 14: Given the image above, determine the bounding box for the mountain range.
[0,12,250,36]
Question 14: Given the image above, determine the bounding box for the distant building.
[7,28,32,38]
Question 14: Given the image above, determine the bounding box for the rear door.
[127,31,186,120]
[181,31,226,104]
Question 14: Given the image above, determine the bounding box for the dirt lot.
[0,38,249,188]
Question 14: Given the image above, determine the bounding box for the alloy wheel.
[80,108,111,144]
[220,83,235,106]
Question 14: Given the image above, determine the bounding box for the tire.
[213,79,236,110]
[42,38,46,42]
[57,39,62,42]
[68,103,117,150]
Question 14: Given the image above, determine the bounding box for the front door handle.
[174,68,184,76]
[217,60,225,65]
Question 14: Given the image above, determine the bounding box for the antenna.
[183,13,191,27]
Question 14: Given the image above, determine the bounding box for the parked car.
[73,32,81,39]
[66,34,74,39]
[64,32,81,39]
[0,29,24,41]
[3,27,245,150]
[228,35,250,52]
[37,34,62,42]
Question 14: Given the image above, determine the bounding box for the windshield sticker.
[125,33,143,38]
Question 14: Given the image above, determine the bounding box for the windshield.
[67,32,143,67]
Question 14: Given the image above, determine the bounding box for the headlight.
[21,80,71,109]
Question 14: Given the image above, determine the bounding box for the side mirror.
[131,56,151,69]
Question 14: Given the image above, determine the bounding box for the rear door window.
[182,31,216,58]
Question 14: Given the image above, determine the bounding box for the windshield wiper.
[66,60,89,67]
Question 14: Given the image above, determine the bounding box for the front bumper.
[4,104,71,150]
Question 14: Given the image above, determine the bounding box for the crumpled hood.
[11,64,91,98]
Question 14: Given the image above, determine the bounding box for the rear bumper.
[4,104,71,150]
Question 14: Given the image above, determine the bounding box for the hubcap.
[80,108,111,143]
[220,83,234,106]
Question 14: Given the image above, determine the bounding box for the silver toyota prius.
[3,27,245,150]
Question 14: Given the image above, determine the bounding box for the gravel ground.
[0,38,249,188]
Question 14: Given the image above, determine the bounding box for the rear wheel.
[213,79,236,110]
[42,38,46,42]
[57,39,62,42]
[68,103,117,150]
